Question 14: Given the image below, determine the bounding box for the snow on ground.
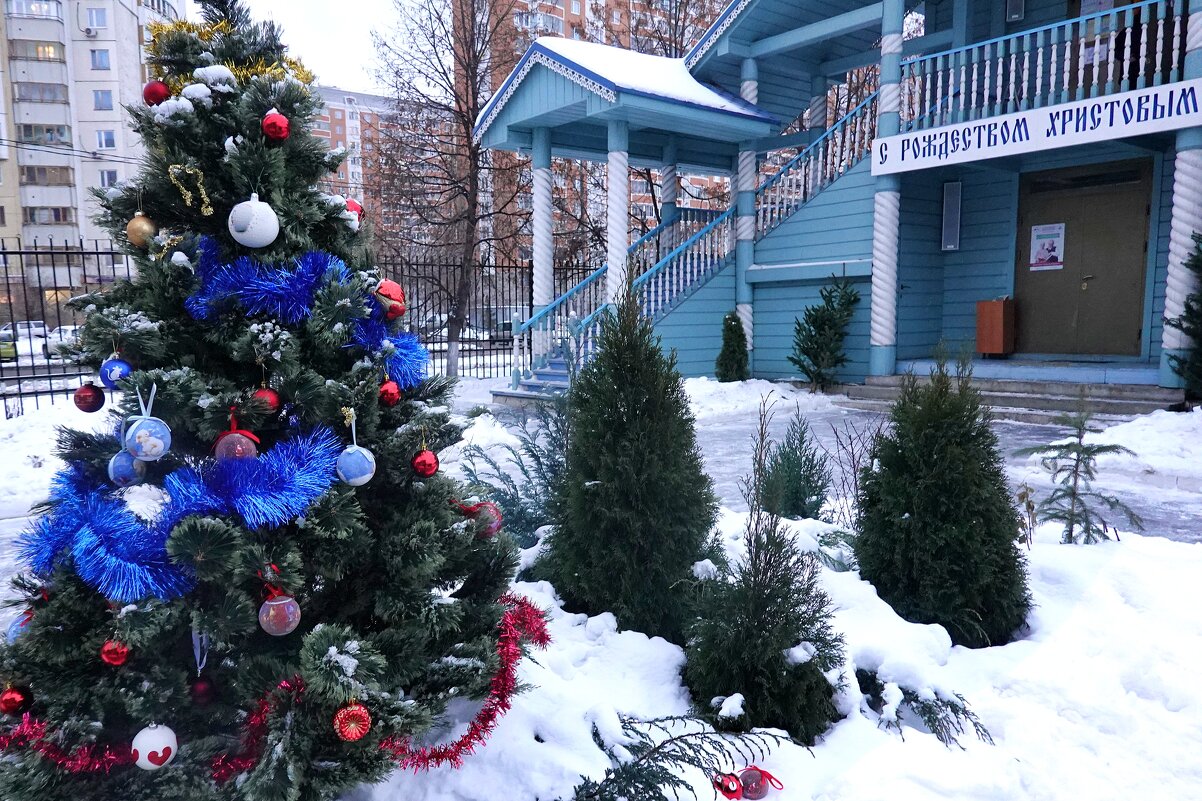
[1,377,1201,800]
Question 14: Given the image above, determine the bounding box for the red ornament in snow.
[100,640,131,666]
[262,109,290,142]
[73,381,105,413]
[344,198,363,217]
[0,686,31,716]
[411,448,439,478]
[189,675,216,706]
[142,79,171,106]
[714,773,743,800]
[253,385,282,413]
[379,379,401,407]
[738,766,783,799]
[333,701,372,742]
[374,280,406,320]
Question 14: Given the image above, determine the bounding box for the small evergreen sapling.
[788,278,860,392]
[764,406,832,520]
[540,290,718,642]
[715,311,750,382]
[854,358,1032,648]
[1017,410,1144,544]
[1166,232,1202,398]
[685,399,844,745]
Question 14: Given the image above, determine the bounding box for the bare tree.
[372,0,525,377]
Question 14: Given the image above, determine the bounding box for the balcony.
[5,0,62,19]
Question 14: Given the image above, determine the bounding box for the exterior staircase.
[831,375,1185,425]
[493,356,571,406]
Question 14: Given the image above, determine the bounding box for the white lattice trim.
[686,0,755,69]
[871,190,901,348]
[475,52,618,143]
[1165,148,1202,350]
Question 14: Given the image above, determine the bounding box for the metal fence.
[0,239,549,416]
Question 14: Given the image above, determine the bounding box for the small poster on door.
[1030,223,1065,271]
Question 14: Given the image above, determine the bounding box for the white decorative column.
[1160,15,1202,387]
[735,57,758,358]
[869,0,904,377]
[660,139,680,254]
[606,120,630,303]
[531,127,554,359]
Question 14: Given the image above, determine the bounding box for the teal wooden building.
[475,0,1202,395]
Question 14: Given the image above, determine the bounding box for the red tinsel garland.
[213,593,549,783]
[0,714,131,774]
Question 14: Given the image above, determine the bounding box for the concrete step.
[865,374,1184,403]
[518,379,569,394]
[491,387,562,407]
[832,396,1135,426]
[839,382,1172,417]
[531,367,570,383]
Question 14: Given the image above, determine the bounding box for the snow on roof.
[474,36,775,140]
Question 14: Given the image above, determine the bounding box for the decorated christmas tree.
[0,3,545,800]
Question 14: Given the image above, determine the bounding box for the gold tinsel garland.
[146,17,314,89]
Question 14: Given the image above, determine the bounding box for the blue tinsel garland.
[185,237,428,388]
[19,427,342,603]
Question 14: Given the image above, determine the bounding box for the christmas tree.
[0,4,545,800]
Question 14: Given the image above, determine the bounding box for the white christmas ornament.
[227,193,279,248]
[131,724,177,771]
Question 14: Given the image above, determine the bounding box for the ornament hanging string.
[256,564,287,600]
[0,714,132,774]
[211,595,549,784]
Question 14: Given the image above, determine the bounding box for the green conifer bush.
[715,312,750,382]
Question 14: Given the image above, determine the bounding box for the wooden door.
[1014,159,1152,356]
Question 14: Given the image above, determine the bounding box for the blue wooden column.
[735,57,758,363]
[868,0,905,377]
[661,137,679,227]
[1161,22,1202,387]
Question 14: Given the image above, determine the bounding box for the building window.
[349,111,358,120]
[96,129,116,148]
[23,207,75,225]
[334,110,343,119]
[87,6,107,27]
[0,208,5,226]
[93,90,114,110]
[335,125,343,134]
[571,0,579,12]
[19,124,70,144]
[14,83,68,102]
[90,49,110,69]
[20,166,74,185]
[6,0,62,19]
[9,40,64,60]
[364,142,374,151]
[99,169,119,188]
[612,8,620,23]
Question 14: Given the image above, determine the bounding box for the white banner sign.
[871,79,1202,175]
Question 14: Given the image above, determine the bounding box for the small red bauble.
[100,640,130,666]
[143,79,171,106]
[379,380,401,407]
[344,198,363,217]
[714,773,743,800]
[374,280,407,320]
[453,500,504,538]
[333,701,372,742]
[262,110,290,142]
[73,381,105,413]
[0,686,31,716]
[253,386,282,413]
[189,675,216,706]
[411,448,439,478]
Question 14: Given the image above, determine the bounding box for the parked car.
[43,325,82,359]
[0,321,47,342]
[413,312,491,344]
[0,340,15,362]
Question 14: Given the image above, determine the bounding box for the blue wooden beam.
[820,29,954,75]
[750,3,884,59]
[747,128,817,154]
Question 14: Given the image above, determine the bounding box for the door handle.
[1081,274,1095,281]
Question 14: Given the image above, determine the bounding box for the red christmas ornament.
[189,675,216,706]
[738,766,783,800]
[215,409,261,460]
[411,448,439,478]
[253,386,281,413]
[0,686,31,716]
[100,640,130,666]
[379,379,401,407]
[142,79,171,106]
[374,280,407,320]
[452,499,504,538]
[344,197,363,217]
[333,701,372,742]
[262,109,290,142]
[73,381,105,413]
[714,773,743,800]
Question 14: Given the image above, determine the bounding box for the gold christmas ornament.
[125,211,158,248]
[167,164,214,216]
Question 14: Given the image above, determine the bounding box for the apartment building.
[0,0,179,244]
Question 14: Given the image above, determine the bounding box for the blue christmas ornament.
[336,445,376,487]
[100,356,133,389]
[6,612,30,644]
[123,384,171,462]
[107,451,147,488]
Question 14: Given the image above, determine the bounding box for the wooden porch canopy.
[472,38,779,173]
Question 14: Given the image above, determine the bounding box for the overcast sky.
[185,0,396,94]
